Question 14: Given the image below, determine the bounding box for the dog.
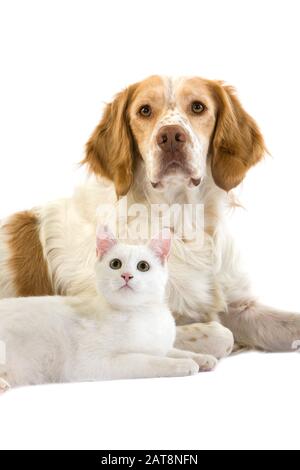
[1,75,300,357]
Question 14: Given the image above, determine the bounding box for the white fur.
[0,170,238,358]
[0,237,217,388]
[1,76,298,356]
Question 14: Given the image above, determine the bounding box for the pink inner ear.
[149,229,171,263]
[96,225,117,258]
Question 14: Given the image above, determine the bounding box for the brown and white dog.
[1,75,300,358]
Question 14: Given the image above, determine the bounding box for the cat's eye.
[109,258,122,270]
[137,261,150,272]
[191,101,206,114]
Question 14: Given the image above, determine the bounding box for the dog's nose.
[121,273,133,283]
[156,125,187,152]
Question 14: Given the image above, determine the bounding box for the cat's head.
[95,226,171,308]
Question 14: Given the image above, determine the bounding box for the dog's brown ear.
[209,81,266,191]
[82,85,137,196]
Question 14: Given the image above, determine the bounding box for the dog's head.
[83,75,266,195]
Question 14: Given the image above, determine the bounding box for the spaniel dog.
[1,75,300,358]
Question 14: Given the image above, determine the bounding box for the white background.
[0,0,300,450]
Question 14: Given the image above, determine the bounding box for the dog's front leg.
[175,321,234,359]
[0,377,10,394]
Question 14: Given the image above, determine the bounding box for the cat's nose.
[121,273,133,283]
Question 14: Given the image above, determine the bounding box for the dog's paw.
[192,354,218,372]
[0,377,11,394]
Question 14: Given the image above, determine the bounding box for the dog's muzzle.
[151,125,201,189]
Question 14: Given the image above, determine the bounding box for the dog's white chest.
[166,241,220,323]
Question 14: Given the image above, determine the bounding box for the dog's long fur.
[1,75,300,354]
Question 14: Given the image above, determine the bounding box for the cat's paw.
[192,354,218,372]
[173,358,199,377]
[0,377,10,394]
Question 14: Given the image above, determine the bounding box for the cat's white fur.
[0,229,217,391]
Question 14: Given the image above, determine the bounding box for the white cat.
[0,227,217,392]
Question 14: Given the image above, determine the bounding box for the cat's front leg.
[167,348,217,372]
[99,353,200,380]
[175,321,234,359]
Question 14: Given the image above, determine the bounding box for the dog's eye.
[139,105,152,117]
[191,101,205,114]
[137,261,150,272]
[109,258,122,270]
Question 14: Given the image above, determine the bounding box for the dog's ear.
[209,81,266,191]
[82,85,137,196]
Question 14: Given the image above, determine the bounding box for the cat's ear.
[149,228,171,264]
[96,225,117,258]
